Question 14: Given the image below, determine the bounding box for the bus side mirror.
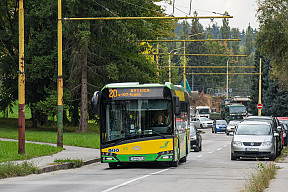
[91,91,101,114]
[174,96,180,116]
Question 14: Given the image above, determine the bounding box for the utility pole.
[258,58,262,116]
[18,0,25,154]
[57,0,63,148]
[226,59,229,99]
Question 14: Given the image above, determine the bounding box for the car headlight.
[261,141,272,146]
[232,141,243,146]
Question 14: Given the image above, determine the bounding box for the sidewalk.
[265,154,288,192]
[0,138,101,174]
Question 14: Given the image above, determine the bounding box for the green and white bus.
[91,82,191,168]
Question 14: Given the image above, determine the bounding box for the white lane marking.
[196,155,203,158]
[223,145,228,147]
[208,151,213,154]
[101,169,169,192]
[217,148,222,151]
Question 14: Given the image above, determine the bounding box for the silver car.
[231,121,278,160]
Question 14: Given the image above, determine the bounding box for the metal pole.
[156,37,159,77]
[192,70,194,91]
[64,16,233,21]
[18,0,25,154]
[57,0,63,148]
[168,54,171,82]
[258,58,262,116]
[226,59,229,99]
[183,41,186,89]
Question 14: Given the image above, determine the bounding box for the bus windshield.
[102,99,172,143]
[229,106,246,114]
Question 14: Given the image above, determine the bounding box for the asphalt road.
[0,129,266,192]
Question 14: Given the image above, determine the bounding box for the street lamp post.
[226,59,229,99]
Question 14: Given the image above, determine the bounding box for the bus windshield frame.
[101,99,173,144]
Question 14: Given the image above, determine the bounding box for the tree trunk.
[78,46,88,132]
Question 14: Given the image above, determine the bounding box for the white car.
[226,120,241,135]
[199,117,213,128]
[191,117,201,129]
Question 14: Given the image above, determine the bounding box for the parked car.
[190,123,202,152]
[231,121,278,161]
[226,120,240,135]
[281,123,288,146]
[191,117,201,129]
[212,120,227,133]
[278,117,288,146]
[199,117,213,128]
[243,116,282,156]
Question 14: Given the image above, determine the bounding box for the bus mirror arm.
[174,96,180,116]
[91,91,101,114]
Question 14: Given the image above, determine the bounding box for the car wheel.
[269,152,276,161]
[194,146,200,152]
[199,142,202,151]
[200,124,203,128]
[231,153,237,160]
[226,132,229,135]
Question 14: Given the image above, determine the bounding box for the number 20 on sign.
[109,89,117,98]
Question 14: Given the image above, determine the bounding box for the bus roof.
[102,82,184,91]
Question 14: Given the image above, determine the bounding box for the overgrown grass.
[0,140,63,162]
[0,118,100,149]
[0,161,38,179]
[240,162,277,192]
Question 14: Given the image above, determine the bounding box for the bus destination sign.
[108,88,162,99]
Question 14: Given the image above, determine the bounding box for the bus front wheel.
[108,163,118,168]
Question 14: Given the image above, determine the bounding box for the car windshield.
[197,108,210,114]
[228,121,240,126]
[200,117,210,121]
[190,125,196,135]
[216,120,227,125]
[235,124,272,135]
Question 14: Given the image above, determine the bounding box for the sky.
[157,0,259,30]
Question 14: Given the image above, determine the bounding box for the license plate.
[246,148,259,151]
[129,156,145,161]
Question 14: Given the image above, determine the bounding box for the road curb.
[36,158,101,174]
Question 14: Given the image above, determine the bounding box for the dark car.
[278,117,288,146]
[243,116,282,156]
[190,123,202,152]
[280,123,288,146]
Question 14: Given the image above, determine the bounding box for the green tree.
[256,0,288,87]
[220,11,231,39]
[0,0,176,131]
[249,51,288,116]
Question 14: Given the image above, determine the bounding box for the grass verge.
[0,161,38,179]
[240,162,277,192]
[0,118,100,149]
[54,158,84,168]
[0,140,63,162]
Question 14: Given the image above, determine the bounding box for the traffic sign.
[257,103,263,109]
